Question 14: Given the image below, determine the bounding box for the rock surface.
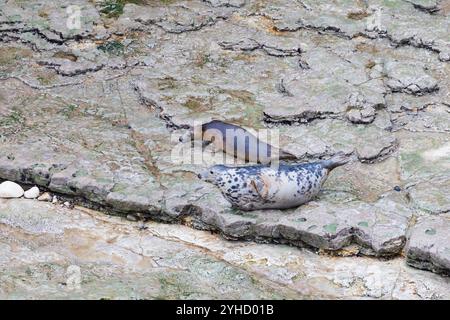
[0,0,449,279]
[406,216,450,276]
[1,198,450,299]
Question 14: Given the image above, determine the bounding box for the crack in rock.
[219,38,302,57]
[253,3,449,59]
[404,0,442,14]
[133,81,191,130]
[203,0,247,8]
[123,2,237,35]
[38,59,105,77]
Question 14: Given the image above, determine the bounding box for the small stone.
[24,186,40,199]
[347,107,375,124]
[346,109,363,123]
[0,181,24,198]
[52,195,58,204]
[438,52,450,62]
[63,201,74,209]
[137,221,148,231]
[360,106,375,118]
[37,192,52,202]
[126,214,138,222]
[394,186,401,192]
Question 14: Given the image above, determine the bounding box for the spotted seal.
[198,153,350,210]
[179,120,296,164]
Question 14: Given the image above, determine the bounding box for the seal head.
[198,165,228,183]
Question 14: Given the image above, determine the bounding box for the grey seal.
[179,120,296,164]
[198,153,350,210]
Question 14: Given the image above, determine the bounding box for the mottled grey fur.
[199,153,349,210]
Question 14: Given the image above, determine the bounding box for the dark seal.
[180,120,296,164]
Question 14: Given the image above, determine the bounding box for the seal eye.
[210,170,214,174]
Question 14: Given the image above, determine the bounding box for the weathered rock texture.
[406,215,450,276]
[1,198,450,299]
[0,0,449,278]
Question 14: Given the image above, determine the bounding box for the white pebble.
[126,214,138,222]
[24,186,40,199]
[0,181,24,198]
[52,195,58,204]
[37,192,52,202]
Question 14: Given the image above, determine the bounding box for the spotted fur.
[199,153,349,211]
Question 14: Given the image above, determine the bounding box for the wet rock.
[24,186,40,199]
[406,216,450,275]
[0,181,24,198]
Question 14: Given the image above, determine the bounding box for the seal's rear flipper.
[279,150,298,160]
[321,152,350,170]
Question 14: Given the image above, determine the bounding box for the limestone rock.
[406,217,450,276]
[0,181,24,198]
[408,178,450,214]
[24,186,40,199]
[0,0,449,280]
[37,192,52,202]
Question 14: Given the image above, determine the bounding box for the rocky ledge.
[1,198,450,299]
[0,0,449,281]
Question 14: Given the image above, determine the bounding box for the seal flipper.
[250,178,269,200]
[279,150,297,160]
[320,152,350,171]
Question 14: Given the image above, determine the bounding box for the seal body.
[199,153,349,211]
[180,120,296,164]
